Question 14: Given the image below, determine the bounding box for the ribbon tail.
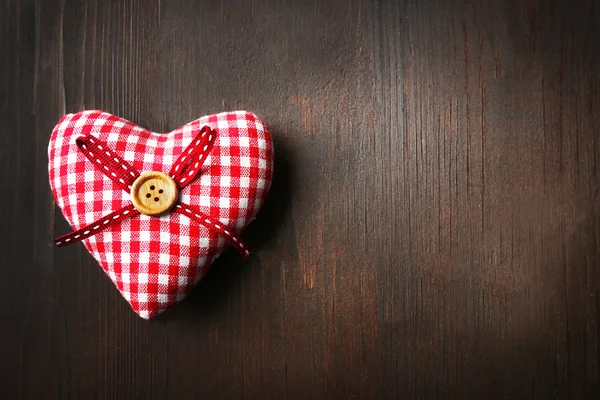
[55,204,139,247]
[173,203,251,259]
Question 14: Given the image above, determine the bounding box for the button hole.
[146,193,151,198]
[154,197,159,202]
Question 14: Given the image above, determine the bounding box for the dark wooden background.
[2,0,600,398]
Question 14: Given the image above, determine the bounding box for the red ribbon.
[54,126,251,259]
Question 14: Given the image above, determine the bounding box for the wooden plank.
[1,0,599,398]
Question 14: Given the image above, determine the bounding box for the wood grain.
[1,0,599,398]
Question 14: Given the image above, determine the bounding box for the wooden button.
[130,171,179,216]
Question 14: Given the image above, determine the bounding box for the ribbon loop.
[169,126,217,189]
[76,135,140,192]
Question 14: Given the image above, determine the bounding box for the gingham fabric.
[48,110,274,319]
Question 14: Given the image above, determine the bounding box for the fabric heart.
[48,110,273,319]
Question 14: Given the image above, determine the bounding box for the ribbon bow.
[54,126,251,259]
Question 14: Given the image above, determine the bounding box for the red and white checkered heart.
[48,110,273,319]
